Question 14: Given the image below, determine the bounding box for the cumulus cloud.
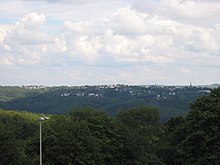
[134,0,220,26]
[0,25,12,42]
[5,12,53,45]
[2,6,220,67]
[1,12,58,65]
[61,8,179,64]
[109,8,149,35]
[1,0,220,85]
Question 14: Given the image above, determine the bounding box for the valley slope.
[0,84,213,122]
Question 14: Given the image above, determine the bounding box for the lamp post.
[38,116,49,165]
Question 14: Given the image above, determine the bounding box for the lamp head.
[38,116,49,121]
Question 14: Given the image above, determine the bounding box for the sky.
[0,0,220,86]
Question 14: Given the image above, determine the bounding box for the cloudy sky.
[0,0,220,86]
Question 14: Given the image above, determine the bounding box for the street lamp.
[38,116,49,165]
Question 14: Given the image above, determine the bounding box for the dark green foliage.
[117,106,164,164]
[157,116,186,165]
[117,106,160,127]
[0,106,166,164]
[176,88,220,165]
[1,86,220,165]
[26,108,125,165]
[0,110,39,165]
[136,153,165,165]
[0,85,209,121]
[160,87,220,165]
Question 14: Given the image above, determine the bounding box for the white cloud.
[1,12,56,65]
[0,25,13,43]
[61,8,180,65]
[0,0,220,85]
[0,56,14,66]
[6,12,53,45]
[134,0,220,27]
[1,6,220,68]
[109,8,149,35]
[180,68,191,73]
[17,12,45,29]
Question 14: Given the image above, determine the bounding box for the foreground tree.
[0,110,39,165]
[177,88,220,164]
[28,108,125,165]
[161,88,220,165]
[117,106,165,165]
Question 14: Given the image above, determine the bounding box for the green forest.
[0,85,212,122]
[0,87,220,164]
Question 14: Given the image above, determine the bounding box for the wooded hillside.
[0,85,211,122]
[0,87,220,164]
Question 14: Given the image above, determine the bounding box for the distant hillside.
[198,84,220,89]
[0,85,211,122]
[0,85,48,101]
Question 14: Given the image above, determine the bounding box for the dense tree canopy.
[160,87,220,165]
[41,108,125,165]
[0,87,220,165]
[0,85,208,122]
[117,106,164,165]
[0,110,39,164]
[176,88,220,164]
